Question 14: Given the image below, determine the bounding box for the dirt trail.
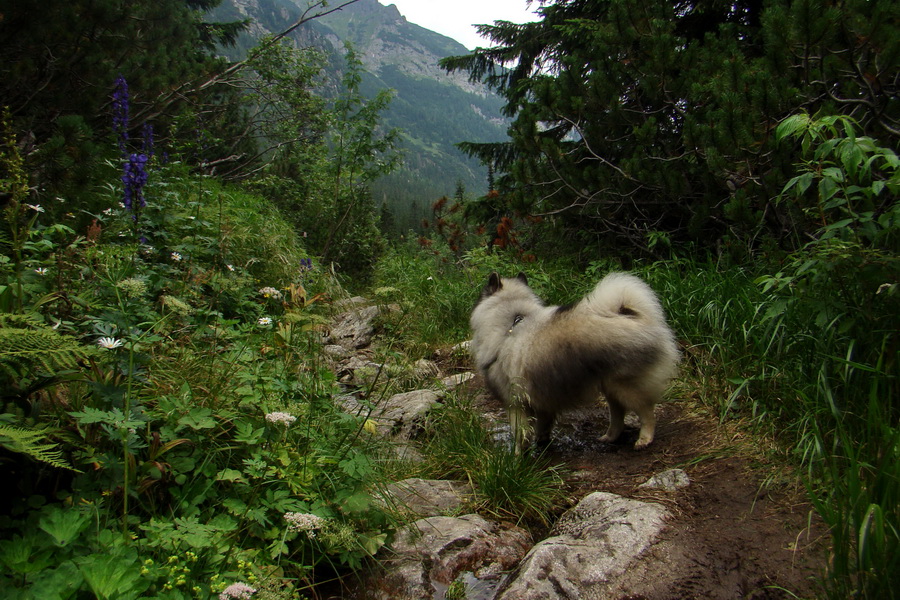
[471,384,828,600]
[320,298,828,599]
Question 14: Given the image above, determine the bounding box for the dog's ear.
[515,272,528,285]
[484,272,503,296]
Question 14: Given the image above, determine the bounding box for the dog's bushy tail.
[582,272,668,324]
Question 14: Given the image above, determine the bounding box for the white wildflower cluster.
[284,512,325,538]
[162,295,194,317]
[171,252,182,262]
[265,412,296,426]
[218,582,256,600]
[257,316,273,327]
[258,286,282,300]
[117,277,148,298]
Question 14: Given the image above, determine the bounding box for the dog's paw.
[633,438,654,450]
[599,434,617,444]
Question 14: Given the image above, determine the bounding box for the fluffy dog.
[470,272,679,452]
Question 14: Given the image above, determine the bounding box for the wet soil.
[472,384,829,600]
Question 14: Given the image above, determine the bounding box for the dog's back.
[470,272,679,450]
[526,273,678,409]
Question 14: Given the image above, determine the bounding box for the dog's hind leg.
[632,401,656,450]
[533,410,556,446]
[599,394,626,444]
[602,386,657,449]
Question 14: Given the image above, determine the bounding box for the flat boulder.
[379,478,475,517]
[340,389,440,441]
[495,492,668,600]
[372,514,532,600]
[327,304,381,349]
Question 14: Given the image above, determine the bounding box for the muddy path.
[470,380,829,599]
[319,302,828,599]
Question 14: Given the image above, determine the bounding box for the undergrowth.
[372,218,898,597]
[0,153,395,598]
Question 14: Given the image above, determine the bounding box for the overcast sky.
[377,1,542,50]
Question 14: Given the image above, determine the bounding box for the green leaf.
[216,468,245,483]
[775,113,810,141]
[818,176,838,202]
[28,561,83,600]
[176,408,216,430]
[0,534,47,575]
[234,420,264,444]
[339,491,372,514]
[821,167,844,182]
[38,507,90,547]
[77,553,147,600]
[0,422,78,472]
[358,531,388,556]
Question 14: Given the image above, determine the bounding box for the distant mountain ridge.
[211,0,509,231]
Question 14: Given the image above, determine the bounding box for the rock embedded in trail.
[639,468,691,492]
[372,514,532,600]
[327,304,381,349]
[340,389,440,441]
[494,492,668,600]
[379,478,476,518]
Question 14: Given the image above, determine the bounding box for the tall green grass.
[642,256,898,597]
[417,392,566,525]
[373,244,898,596]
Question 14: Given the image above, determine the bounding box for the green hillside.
[210,0,509,231]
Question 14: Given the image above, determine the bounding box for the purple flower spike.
[141,122,154,159]
[122,153,149,213]
[112,75,130,156]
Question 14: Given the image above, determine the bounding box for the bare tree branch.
[138,0,361,123]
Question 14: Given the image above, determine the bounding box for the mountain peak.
[381,3,403,20]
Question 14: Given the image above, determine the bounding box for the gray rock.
[373,514,532,600]
[439,371,476,390]
[340,389,440,441]
[328,304,381,349]
[335,296,369,308]
[451,340,471,354]
[338,356,383,386]
[390,442,425,464]
[380,478,475,517]
[322,344,349,358]
[639,468,691,491]
[495,492,668,600]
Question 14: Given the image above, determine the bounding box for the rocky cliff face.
[315,0,487,95]
[213,0,508,214]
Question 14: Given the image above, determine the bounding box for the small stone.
[440,372,475,390]
[639,468,691,492]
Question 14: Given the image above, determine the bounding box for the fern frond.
[0,321,97,380]
[0,423,79,471]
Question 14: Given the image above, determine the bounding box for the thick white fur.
[470,272,679,452]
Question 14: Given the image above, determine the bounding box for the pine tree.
[442,0,898,253]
